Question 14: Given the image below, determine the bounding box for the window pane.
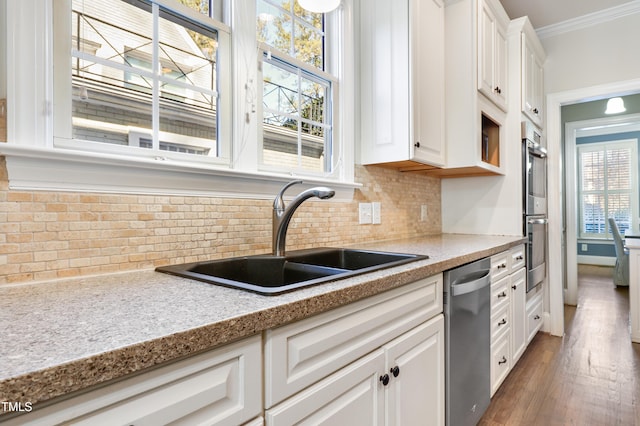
[580,150,604,191]
[71,0,219,156]
[158,9,218,156]
[257,2,293,54]
[257,0,324,70]
[609,193,631,233]
[582,193,605,234]
[607,148,631,190]
[294,20,323,68]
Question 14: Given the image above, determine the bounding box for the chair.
[608,218,629,287]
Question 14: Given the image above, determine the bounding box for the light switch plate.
[359,203,372,224]
[372,202,381,224]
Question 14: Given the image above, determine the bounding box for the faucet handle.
[274,180,304,209]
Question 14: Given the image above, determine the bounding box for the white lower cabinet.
[489,245,531,396]
[3,335,263,426]
[526,291,544,343]
[265,275,444,426]
[265,315,445,426]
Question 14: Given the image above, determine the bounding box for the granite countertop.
[0,233,525,408]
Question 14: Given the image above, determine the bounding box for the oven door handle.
[528,218,548,225]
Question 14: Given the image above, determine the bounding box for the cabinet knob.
[379,374,390,386]
[533,108,539,114]
[494,86,502,94]
[414,142,420,148]
[534,315,541,320]
[498,318,507,326]
[497,263,507,269]
[498,356,507,365]
[390,366,400,377]
[516,255,524,261]
[512,285,517,290]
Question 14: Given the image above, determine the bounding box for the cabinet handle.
[497,291,507,298]
[534,315,541,320]
[498,356,507,365]
[494,86,502,94]
[533,108,539,114]
[390,366,400,377]
[512,285,517,290]
[414,141,420,148]
[379,374,390,386]
[498,318,507,326]
[497,263,507,269]
[516,255,523,261]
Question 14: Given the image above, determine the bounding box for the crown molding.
[536,1,640,40]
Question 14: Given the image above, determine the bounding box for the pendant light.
[605,97,626,114]
[298,0,341,13]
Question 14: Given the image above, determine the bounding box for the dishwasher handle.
[450,270,491,296]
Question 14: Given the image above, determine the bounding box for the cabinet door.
[265,276,442,407]
[410,0,445,167]
[510,268,527,364]
[265,350,386,426]
[493,21,508,109]
[386,315,445,426]
[6,336,263,426]
[359,0,410,164]
[522,35,544,126]
[477,0,495,100]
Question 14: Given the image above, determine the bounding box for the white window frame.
[0,0,357,200]
[577,139,638,239]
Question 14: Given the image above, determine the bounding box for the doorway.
[564,112,640,305]
[546,79,640,337]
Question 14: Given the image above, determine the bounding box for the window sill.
[0,145,359,201]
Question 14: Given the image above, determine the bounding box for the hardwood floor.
[479,265,640,425]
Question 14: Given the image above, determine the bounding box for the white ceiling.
[499,0,635,28]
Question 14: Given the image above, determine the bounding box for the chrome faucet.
[272,180,335,256]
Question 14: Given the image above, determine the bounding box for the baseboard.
[577,255,615,267]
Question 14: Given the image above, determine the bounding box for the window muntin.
[256,0,335,175]
[70,0,219,157]
[578,140,638,238]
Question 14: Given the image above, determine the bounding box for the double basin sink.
[156,248,428,295]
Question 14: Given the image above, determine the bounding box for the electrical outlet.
[581,243,588,252]
[359,203,372,224]
[421,204,428,221]
[372,202,381,224]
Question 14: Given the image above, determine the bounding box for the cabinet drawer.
[526,293,544,343]
[491,303,510,342]
[5,335,263,426]
[490,275,510,313]
[510,244,525,271]
[265,275,443,408]
[490,252,510,282]
[490,332,511,396]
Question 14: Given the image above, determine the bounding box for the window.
[578,140,638,238]
[0,0,354,197]
[256,0,336,175]
[64,0,225,159]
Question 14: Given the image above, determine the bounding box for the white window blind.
[578,139,638,238]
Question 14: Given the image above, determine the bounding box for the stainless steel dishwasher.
[444,257,491,426]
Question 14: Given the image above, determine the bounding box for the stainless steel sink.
[156,248,428,295]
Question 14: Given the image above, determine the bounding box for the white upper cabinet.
[508,17,545,128]
[359,0,445,170]
[522,30,545,127]
[439,0,509,177]
[478,0,509,111]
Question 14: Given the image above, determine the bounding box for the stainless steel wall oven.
[522,120,548,292]
[523,121,547,216]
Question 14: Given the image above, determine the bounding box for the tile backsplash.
[0,159,441,285]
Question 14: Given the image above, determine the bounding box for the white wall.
[541,13,640,95]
